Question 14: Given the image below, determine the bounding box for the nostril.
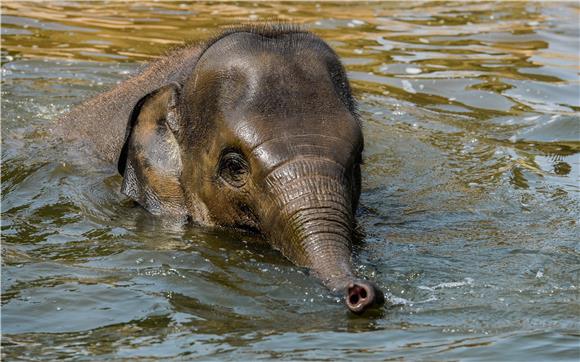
[349,294,359,305]
[348,285,367,306]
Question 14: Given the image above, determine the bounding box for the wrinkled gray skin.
[59,25,384,314]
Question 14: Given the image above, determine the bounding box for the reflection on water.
[1,1,579,360]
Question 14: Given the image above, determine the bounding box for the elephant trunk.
[262,158,384,313]
[294,215,384,313]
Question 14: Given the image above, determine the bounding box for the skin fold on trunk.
[260,157,384,313]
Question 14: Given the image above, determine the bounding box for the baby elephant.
[59,24,384,314]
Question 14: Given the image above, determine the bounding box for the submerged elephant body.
[59,25,384,313]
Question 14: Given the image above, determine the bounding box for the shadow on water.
[1,1,579,360]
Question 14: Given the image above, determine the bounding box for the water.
[1,2,579,360]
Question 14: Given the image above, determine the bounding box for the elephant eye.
[218,151,250,188]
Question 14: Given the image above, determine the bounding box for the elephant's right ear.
[117,83,187,216]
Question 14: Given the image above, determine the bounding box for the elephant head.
[117,26,384,313]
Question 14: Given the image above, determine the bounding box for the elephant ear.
[117,83,187,216]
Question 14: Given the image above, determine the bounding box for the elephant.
[58,24,384,314]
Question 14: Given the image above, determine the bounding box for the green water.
[1,2,579,360]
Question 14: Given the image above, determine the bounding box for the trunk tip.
[345,280,385,314]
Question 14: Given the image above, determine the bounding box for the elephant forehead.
[250,134,358,171]
[193,36,341,108]
[215,52,334,109]
[216,56,358,146]
[215,73,359,150]
[195,31,331,79]
[229,110,360,146]
[227,112,362,171]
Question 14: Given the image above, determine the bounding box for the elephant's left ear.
[117,83,187,216]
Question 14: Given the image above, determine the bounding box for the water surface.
[2,1,579,360]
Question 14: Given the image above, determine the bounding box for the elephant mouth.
[230,223,263,237]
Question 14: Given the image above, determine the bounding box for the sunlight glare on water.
[1,1,579,360]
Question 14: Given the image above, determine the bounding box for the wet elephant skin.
[59,24,384,314]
